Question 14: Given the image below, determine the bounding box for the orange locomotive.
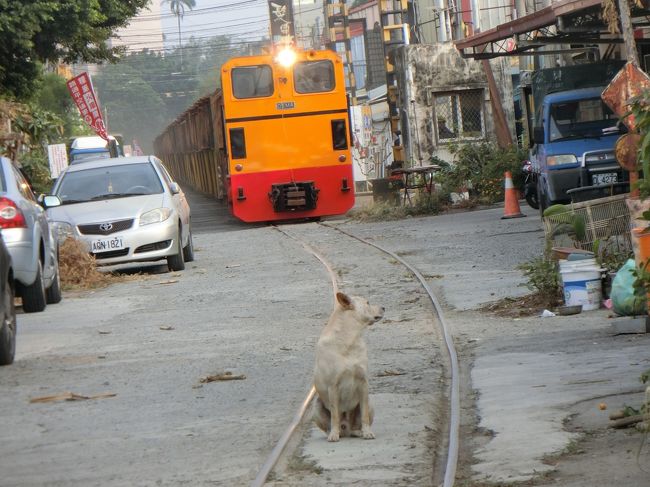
[220,46,355,222]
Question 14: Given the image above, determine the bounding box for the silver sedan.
[47,156,194,271]
[0,156,61,312]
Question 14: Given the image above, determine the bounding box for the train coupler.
[269,182,319,212]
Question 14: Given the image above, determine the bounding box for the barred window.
[434,90,484,142]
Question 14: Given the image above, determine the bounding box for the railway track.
[253,222,461,486]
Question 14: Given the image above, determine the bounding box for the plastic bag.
[611,259,647,316]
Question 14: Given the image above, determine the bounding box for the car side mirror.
[169,182,181,195]
[42,195,62,208]
[532,127,545,144]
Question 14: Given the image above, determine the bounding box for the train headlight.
[276,47,296,67]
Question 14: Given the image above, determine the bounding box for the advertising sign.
[66,72,108,140]
[47,144,68,179]
[268,0,294,42]
[602,62,650,131]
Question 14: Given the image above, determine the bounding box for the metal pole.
[618,0,639,65]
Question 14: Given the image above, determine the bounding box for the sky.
[158,0,272,49]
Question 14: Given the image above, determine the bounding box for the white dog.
[312,292,384,442]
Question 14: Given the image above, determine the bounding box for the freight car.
[154,46,355,223]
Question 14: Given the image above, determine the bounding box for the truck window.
[549,98,618,142]
[294,60,335,94]
[232,65,274,99]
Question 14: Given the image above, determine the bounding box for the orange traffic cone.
[501,171,526,219]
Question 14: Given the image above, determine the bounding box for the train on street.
[154,46,355,223]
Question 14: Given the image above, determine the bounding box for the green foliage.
[543,204,586,242]
[93,63,167,153]
[631,257,650,296]
[163,0,196,16]
[13,105,64,148]
[0,0,150,100]
[627,88,650,197]
[32,73,81,136]
[18,151,53,195]
[435,142,527,204]
[592,238,633,274]
[518,257,563,305]
[92,37,251,152]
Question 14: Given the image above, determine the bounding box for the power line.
[114,16,269,38]
[129,0,267,22]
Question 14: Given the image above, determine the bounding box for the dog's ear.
[336,292,353,310]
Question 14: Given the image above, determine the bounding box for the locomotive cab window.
[294,60,335,94]
[232,65,274,99]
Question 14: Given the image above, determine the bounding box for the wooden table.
[390,164,441,206]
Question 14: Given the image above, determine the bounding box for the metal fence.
[542,194,632,254]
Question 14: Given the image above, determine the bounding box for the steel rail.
[253,223,460,487]
[321,223,460,487]
[250,226,339,487]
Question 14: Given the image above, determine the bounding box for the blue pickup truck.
[69,135,124,164]
[523,62,628,214]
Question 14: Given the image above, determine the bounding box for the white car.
[47,156,194,271]
[0,157,61,313]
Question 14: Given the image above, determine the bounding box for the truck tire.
[21,260,46,313]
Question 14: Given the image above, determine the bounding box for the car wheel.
[21,260,47,313]
[0,279,16,365]
[183,226,195,263]
[167,228,185,272]
[46,261,62,304]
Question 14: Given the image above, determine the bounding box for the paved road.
[2,188,649,486]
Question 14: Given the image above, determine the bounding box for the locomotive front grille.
[269,182,318,212]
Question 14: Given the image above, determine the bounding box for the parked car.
[47,155,194,271]
[0,231,16,365]
[0,157,61,313]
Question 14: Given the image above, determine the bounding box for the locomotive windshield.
[232,65,274,99]
[294,60,335,94]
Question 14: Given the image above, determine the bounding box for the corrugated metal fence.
[154,91,228,200]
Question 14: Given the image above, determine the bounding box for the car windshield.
[56,162,164,204]
[70,151,111,164]
[549,97,621,142]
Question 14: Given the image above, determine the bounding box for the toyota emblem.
[99,222,113,232]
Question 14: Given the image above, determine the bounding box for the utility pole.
[617,0,639,65]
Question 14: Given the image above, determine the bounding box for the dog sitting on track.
[312,292,384,442]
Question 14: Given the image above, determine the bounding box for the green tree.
[162,0,196,70]
[31,73,88,137]
[0,0,149,99]
[93,64,166,153]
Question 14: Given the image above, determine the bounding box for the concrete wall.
[393,43,515,165]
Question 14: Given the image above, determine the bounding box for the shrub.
[518,256,563,307]
[436,142,527,204]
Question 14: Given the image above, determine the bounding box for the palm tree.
[162,0,196,69]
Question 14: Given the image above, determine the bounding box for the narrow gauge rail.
[252,223,460,487]
[154,46,355,223]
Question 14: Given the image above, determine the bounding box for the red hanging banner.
[66,72,108,140]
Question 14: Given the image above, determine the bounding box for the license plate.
[592,172,618,185]
[91,237,124,253]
